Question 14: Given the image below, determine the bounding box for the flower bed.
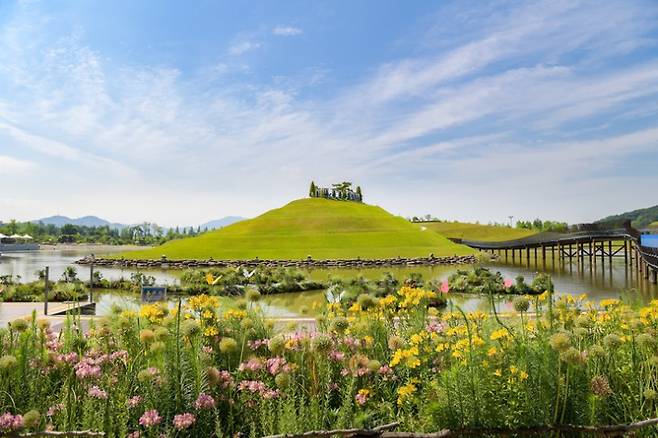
[0,284,657,436]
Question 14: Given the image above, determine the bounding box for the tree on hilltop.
[309,181,317,197]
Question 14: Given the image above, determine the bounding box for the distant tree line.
[309,181,363,202]
[0,220,208,245]
[408,216,569,232]
[515,219,569,233]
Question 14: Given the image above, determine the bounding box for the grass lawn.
[649,221,658,229]
[119,198,475,260]
[422,221,537,242]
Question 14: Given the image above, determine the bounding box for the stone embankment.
[76,254,477,269]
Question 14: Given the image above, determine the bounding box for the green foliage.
[0,286,655,435]
[447,267,548,295]
[515,219,569,233]
[597,204,658,228]
[0,220,205,245]
[119,198,474,260]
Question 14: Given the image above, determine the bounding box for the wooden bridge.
[453,224,658,284]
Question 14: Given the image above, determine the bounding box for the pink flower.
[194,393,216,410]
[355,392,368,406]
[504,278,513,289]
[0,413,23,432]
[426,321,446,333]
[88,385,108,400]
[238,358,263,372]
[238,380,279,399]
[439,281,450,294]
[378,365,393,375]
[127,432,141,438]
[139,410,162,427]
[265,357,287,375]
[128,396,143,408]
[74,358,101,380]
[202,346,213,354]
[172,413,196,430]
[248,339,269,350]
[47,404,64,417]
[329,350,345,361]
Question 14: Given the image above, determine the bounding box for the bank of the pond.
[76,254,477,269]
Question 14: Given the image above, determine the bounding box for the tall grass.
[0,288,657,436]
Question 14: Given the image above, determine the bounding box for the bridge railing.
[461,229,632,250]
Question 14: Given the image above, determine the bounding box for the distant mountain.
[34,215,126,229]
[597,205,658,229]
[31,215,245,231]
[198,216,245,230]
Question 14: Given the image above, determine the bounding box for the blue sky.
[0,0,657,226]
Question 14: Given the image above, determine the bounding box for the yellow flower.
[186,295,220,312]
[358,388,370,397]
[487,347,497,357]
[203,326,218,337]
[397,287,437,309]
[378,295,397,308]
[139,304,167,323]
[397,381,418,406]
[468,311,487,322]
[494,369,502,377]
[363,336,374,347]
[519,371,529,381]
[510,365,518,374]
[390,346,420,368]
[490,329,509,341]
[223,309,247,320]
[600,298,620,308]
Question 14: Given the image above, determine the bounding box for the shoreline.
[76,254,478,269]
[37,243,150,252]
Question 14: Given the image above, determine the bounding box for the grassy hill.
[422,221,537,242]
[597,204,658,229]
[119,198,475,260]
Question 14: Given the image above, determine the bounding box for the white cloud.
[228,40,261,55]
[0,155,34,173]
[272,26,302,36]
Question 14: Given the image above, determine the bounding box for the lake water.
[1,247,657,317]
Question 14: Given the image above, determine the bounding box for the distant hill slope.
[597,205,658,229]
[34,215,124,228]
[120,198,475,260]
[423,221,537,242]
[199,216,245,230]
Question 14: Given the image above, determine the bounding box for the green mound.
[120,198,475,260]
[423,221,536,242]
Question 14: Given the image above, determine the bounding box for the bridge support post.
[623,240,628,264]
[652,269,657,284]
[593,241,597,268]
[608,241,613,263]
[588,240,593,264]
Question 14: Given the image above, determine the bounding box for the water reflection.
[1,248,657,316]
